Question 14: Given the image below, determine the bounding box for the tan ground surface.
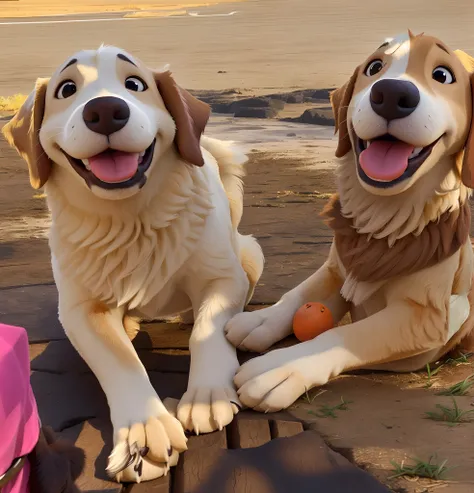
[1,117,474,492]
[0,0,243,18]
[1,0,474,490]
[0,0,473,97]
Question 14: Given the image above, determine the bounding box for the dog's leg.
[226,243,349,352]
[238,233,264,305]
[233,297,448,412]
[177,270,248,434]
[58,286,187,483]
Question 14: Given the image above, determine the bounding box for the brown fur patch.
[322,194,470,283]
[330,66,360,158]
[2,78,52,189]
[123,314,141,340]
[88,302,139,367]
[154,70,210,167]
[326,260,345,291]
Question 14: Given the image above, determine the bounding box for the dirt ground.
[1,0,474,489]
[1,115,474,492]
[0,0,243,18]
[290,364,474,493]
[1,0,474,98]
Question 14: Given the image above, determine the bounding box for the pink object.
[0,324,40,493]
[359,140,415,181]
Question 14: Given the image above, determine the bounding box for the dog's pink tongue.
[359,140,414,181]
[89,150,139,183]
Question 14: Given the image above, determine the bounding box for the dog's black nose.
[370,79,420,121]
[83,96,130,136]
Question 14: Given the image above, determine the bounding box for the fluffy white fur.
[3,47,264,483]
[50,140,263,482]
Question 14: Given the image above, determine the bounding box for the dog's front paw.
[234,349,315,412]
[225,305,294,352]
[107,409,187,483]
[177,386,241,434]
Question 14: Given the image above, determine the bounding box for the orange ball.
[293,302,334,342]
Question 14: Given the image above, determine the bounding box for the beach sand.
[0,0,245,18]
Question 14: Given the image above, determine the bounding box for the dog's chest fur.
[323,194,470,304]
[48,165,213,309]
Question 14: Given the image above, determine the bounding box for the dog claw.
[106,442,133,477]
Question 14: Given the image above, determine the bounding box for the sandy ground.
[0,0,474,97]
[1,0,474,490]
[0,0,244,18]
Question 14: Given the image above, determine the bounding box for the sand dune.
[0,0,244,18]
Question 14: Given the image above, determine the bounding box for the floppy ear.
[455,50,474,188]
[2,78,52,189]
[330,66,360,158]
[153,70,211,167]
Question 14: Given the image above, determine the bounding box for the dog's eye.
[55,80,77,99]
[125,76,148,92]
[432,66,455,84]
[364,59,384,77]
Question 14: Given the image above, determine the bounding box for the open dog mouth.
[63,139,156,190]
[355,133,441,188]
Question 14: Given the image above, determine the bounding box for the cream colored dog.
[3,46,263,482]
[226,31,474,412]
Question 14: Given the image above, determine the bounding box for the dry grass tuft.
[0,94,27,113]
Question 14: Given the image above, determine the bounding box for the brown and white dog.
[2,46,264,482]
[225,31,474,412]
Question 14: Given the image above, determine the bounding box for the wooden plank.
[133,323,192,350]
[29,342,48,361]
[173,430,227,493]
[0,239,53,288]
[0,282,272,348]
[127,476,170,493]
[228,415,271,449]
[31,371,187,432]
[270,419,304,439]
[31,371,109,431]
[125,474,171,493]
[192,430,391,493]
[30,339,190,374]
[149,371,188,401]
[0,284,63,342]
[30,340,90,373]
[59,419,122,493]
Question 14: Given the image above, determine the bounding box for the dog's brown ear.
[330,66,360,158]
[455,50,474,188]
[154,70,210,166]
[462,75,474,188]
[2,78,52,189]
